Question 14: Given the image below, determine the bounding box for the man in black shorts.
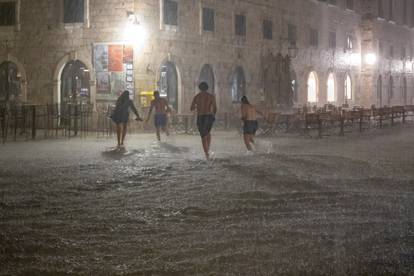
[241,96,262,151]
[190,82,217,159]
[146,91,171,141]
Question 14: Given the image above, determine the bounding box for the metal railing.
[1,103,413,143]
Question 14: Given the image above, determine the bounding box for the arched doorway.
[402,77,407,105]
[377,75,382,107]
[262,53,294,109]
[307,71,318,104]
[0,61,22,103]
[231,66,246,102]
[327,73,336,103]
[198,64,215,95]
[60,60,90,103]
[344,74,352,104]
[387,75,393,106]
[159,61,178,111]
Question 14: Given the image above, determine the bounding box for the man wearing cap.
[190,82,217,159]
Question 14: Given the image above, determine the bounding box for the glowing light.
[307,72,318,103]
[345,74,352,101]
[123,19,147,49]
[348,53,361,67]
[364,53,377,65]
[327,73,335,102]
[405,60,413,72]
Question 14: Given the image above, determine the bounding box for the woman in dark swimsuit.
[111,90,142,149]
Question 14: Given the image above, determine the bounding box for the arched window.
[60,60,90,103]
[198,64,215,95]
[344,74,352,102]
[377,75,382,107]
[159,61,178,111]
[327,73,335,103]
[0,61,21,103]
[307,71,318,103]
[231,66,246,102]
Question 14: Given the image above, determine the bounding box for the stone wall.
[1,0,413,113]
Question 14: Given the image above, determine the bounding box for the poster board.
[93,43,135,101]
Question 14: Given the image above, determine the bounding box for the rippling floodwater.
[1,129,414,275]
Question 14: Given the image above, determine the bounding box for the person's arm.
[211,95,217,115]
[190,96,197,112]
[255,106,264,117]
[146,101,154,122]
[129,100,142,121]
[164,99,172,114]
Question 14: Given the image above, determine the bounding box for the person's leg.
[250,134,255,144]
[162,126,169,136]
[116,124,122,146]
[206,133,211,150]
[201,135,209,158]
[156,127,161,141]
[121,123,127,145]
[244,134,252,151]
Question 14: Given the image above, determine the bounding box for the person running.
[110,90,142,149]
[146,90,171,141]
[240,96,262,152]
[190,82,217,159]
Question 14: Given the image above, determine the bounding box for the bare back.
[241,103,257,121]
[151,98,170,114]
[191,91,217,116]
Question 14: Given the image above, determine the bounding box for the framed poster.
[93,43,134,101]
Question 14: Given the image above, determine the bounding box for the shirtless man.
[240,96,262,151]
[190,82,217,159]
[146,90,171,141]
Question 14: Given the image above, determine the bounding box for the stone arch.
[326,70,336,103]
[197,63,216,96]
[344,72,353,104]
[0,54,27,103]
[261,53,294,109]
[230,65,246,103]
[157,58,183,113]
[60,60,91,103]
[53,52,96,104]
[307,71,319,104]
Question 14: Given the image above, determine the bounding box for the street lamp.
[279,36,299,59]
[364,52,377,65]
[288,44,299,59]
[123,12,147,49]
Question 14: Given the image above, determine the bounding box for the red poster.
[108,45,123,72]
[123,45,133,63]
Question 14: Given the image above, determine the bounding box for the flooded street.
[1,129,414,275]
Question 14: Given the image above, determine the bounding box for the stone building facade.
[0,0,413,114]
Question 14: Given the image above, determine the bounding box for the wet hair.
[198,82,209,91]
[241,96,249,104]
[153,90,160,98]
[116,90,130,106]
